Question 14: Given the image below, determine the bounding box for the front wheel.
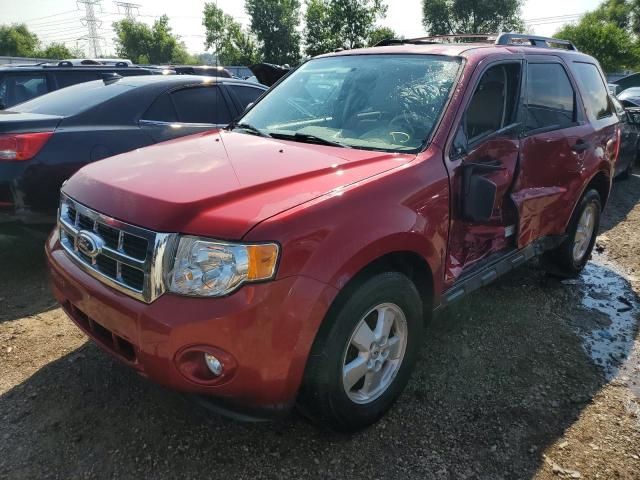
[543,189,601,278]
[298,272,423,432]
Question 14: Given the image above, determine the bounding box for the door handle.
[571,140,591,153]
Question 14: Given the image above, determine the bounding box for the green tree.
[245,0,301,65]
[330,0,388,49]
[556,19,639,72]
[37,42,72,59]
[367,26,396,46]
[203,2,262,65]
[0,24,39,57]
[113,15,190,64]
[421,0,524,35]
[304,0,336,56]
[303,0,387,56]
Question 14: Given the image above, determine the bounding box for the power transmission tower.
[77,0,103,58]
[115,1,140,21]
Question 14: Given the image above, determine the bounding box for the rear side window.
[170,86,232,124]
[55,71,100,88]
[525,63,575,131]
[0,73,48,108]
[573,62,612,120]
[228,85,264,109]
[142,93,177,122]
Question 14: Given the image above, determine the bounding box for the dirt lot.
[1,178,639,480]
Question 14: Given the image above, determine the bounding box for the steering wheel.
[387,113,416,144]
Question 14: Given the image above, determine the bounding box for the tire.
[298,272,423,432]
[543,189,601,278]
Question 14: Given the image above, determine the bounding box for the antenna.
[115,1,140,21]
[77,0,104,58]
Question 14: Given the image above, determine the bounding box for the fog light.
[204,353,223,376]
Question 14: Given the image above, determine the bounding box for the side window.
[170,86,233,124]
[454,63,521,152]
[55,71,100,88]
[525,63,575,131]
[142,93,177,123]
[1,74,48,108]
[228,85,263,109]
[572,62,613,121]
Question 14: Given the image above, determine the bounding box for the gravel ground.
[1,177,640,479]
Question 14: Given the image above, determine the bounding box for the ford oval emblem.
[77,230,104,258]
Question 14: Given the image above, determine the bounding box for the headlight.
[167,236,279,297]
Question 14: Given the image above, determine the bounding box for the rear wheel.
[298,272,423,432]
[543,189,601,278]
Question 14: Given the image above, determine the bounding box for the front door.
[444,60,524,283]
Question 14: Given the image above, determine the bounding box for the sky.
[0,0,603,57]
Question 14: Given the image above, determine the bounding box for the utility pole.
[114,1,140,21]
[77,0,103,58]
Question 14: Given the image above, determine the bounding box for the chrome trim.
[58,193,178,303]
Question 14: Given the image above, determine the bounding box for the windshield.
[10,80,132,116]
[239,54,461,153]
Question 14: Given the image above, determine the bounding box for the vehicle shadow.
[1,262,636,479]
[0,229,57,324]
[600,173,640,234]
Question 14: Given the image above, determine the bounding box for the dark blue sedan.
[0,75,267,225]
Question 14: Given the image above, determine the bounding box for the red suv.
[46,34,620,431]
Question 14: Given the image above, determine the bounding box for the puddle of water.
[570,252,639,387]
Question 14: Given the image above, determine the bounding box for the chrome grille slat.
[58,194,177,303]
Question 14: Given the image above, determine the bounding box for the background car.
[0,74,267,225]
[612,96,640,178]
[617,87,640,107]
[0,59,158,109]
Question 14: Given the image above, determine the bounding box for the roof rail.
[375,33,578,51]
[495,33,577,51]
[375,34,496,47]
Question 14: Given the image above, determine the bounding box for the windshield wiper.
[270,132,351,148]
[228,122,270,137]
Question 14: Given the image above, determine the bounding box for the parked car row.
[0,74,267,224]
[37,33,624,431]
[0,59,291,110]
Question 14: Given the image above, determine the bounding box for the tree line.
[0,0,638,73]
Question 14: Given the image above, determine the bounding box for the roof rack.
[495,33,577,50]
[375,33,578,51]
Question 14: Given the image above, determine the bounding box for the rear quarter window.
[572,62,613,121]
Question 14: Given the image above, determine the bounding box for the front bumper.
[46,231,337,416]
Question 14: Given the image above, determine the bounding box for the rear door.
[512,57,618,247]
[139,85,235,142]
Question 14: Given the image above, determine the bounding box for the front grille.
[58,194,176,303]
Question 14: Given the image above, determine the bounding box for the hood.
[0,111,63,134]
[248,63,291,86]
[62,129,415,239]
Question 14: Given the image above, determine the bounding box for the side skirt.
[434,235,564,311]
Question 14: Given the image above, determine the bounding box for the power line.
[17,9,79,23]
